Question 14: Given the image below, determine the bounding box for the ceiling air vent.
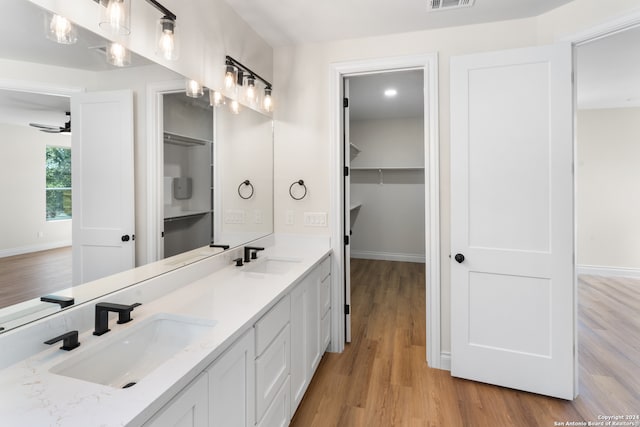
[427,0,475,12]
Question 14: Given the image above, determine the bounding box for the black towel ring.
[238,180,254,199]
[289,179,307,200]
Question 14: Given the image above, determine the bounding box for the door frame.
[329,53,442,367]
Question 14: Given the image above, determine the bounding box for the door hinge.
[344,235,350,245]
[343,97,349,108]
[344,304,350,315]
[161,231,165,238]
[344,166,349,176]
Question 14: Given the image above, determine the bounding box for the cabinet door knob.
[454,253,465,263]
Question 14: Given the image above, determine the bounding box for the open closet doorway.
[343,70,427,346]
[574,25,640,409]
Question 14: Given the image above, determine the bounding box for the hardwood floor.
[0,247,72,309]
[290,259,640,427]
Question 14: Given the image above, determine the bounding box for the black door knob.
[121,235,130,242]
[454,253,465,263]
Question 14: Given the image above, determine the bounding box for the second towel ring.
[238,180,254,199]
[289,179,307,200]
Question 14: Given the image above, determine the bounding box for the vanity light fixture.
[224,55,274,113]
[230,99,241,115]
[106,41,131,67]
[45,13,77,44]
[156,16,178,60]
[99,0,131,36]
[186,79,204,98]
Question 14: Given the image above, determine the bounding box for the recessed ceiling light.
[384,88,397,97]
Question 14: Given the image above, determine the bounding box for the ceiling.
[222,0,574,47]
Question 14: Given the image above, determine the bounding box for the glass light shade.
[186,80,204,98]
[99,0,131,36]
[209,90,224,107]
[263,87,273,112]
[224,65,237,90]
[106,42,131,67]
[244,76,258,106]
[45,13,77,44]
[156,17,178,61]
[229,99,241,115]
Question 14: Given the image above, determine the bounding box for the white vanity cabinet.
[254,296,291,426]
[209,328,256,427]
[290,256,331,415]
[143,373,209,427]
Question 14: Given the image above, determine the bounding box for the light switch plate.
[225,209,245,224]
[285,210,295,225]
[304,212,327,227]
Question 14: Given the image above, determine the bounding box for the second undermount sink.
[243,256,302,275]
[50,313,216,389]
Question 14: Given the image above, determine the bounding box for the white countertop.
[0,236,330,426]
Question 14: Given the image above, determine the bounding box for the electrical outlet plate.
[285,210,295,225]
[304,212,327,227]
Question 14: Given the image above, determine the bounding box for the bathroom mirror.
[0,0,274,332]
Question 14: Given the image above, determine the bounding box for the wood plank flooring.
[290,259,640,427]
[0,247,72,309]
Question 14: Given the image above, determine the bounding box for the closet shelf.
[164,132,212,147]
[351,166,424,171]
[164,210,213,221]
[350,202,362,211]
[349,142,361,160]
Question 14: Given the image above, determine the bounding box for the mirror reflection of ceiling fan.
[29,111,71,133]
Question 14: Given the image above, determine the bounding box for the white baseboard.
[576,264,640,279]
[440,351,451,371]
[351,250,425,263]
[0,241,71,258]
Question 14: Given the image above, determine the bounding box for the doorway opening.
[330,53,441,367]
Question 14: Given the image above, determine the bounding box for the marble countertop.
[0,236,330,426]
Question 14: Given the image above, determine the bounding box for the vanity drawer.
[257,376,290,427]
[320,274,331,316]
[256,324,290,423]
[255,295,290,356]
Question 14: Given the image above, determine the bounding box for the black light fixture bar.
[93,0,176,21]
[226,55,272,89]
[144,0,176,21]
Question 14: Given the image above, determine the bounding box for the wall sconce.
[156,16,178,60]
[106,42,131,67]
[210,90,224,107]
[186,79,204,98]
[45,12,77,44]
[99,0,131,36]
[225,55,274,113]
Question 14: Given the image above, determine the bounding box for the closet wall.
[163,92,214,258]
[350,116,425,262]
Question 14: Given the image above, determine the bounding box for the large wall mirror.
[0,0,274,332]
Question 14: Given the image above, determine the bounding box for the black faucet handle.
[234,257,244,267]
[116,302,142,324]
[45,330,80,351]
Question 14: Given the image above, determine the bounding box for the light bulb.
[100,0,131,35]
[186,80,204,98]
[230,99,241,115]
[157,18,178,61]
[106,42,130,67]
[47,14,76,44]
[245,76,257,104]
[210,90,224,107]
[224,65,237,90]
[263,87,273,112]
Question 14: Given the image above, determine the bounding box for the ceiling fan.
[29,112,71,133]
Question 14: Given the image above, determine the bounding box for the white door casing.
[72,90,135,285]
[450,43,575,399]
[343,77,352,343]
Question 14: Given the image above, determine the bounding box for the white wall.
[350,118,425,261]
[577,108,640,272]
[0,123,71,255]
[272,0,640,354]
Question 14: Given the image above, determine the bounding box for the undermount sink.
[50,313,216,389]
[243,256,302,275]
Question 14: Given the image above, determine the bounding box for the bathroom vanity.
[0,235,331,426]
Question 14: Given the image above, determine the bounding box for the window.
[46,146,71,221]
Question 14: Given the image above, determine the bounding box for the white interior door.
[343,78,352,342]
[72,90,135,285]
[450,43,575,399]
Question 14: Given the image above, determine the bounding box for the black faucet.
[44,330,80,351]
[93,302,142,336]
[209,243,230,250]
[40,294,75,308]
[244,246,265,263]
